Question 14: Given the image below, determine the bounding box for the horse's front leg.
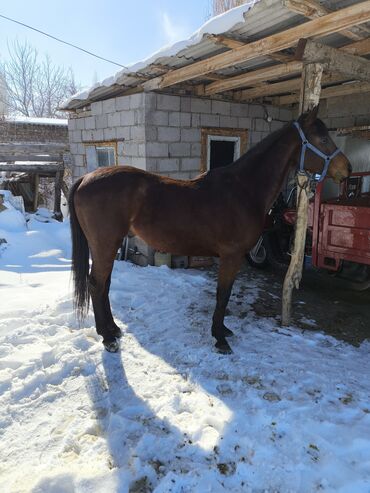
[211,254,244,354]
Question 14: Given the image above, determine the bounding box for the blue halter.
[293,121,341,182]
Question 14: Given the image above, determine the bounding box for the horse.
[69,106,351,354]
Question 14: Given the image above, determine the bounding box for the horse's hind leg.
[211,254,243,354]
[89,239,123,352]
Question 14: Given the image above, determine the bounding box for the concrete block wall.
[318,93,370,130]
[145,93,293,179]
[68,93,146,180]
[67,91,293,181]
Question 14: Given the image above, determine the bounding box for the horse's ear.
[298,104,319,125]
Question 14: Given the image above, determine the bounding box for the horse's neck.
[237,126,299,213]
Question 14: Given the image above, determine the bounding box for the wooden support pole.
[53,170,63,221]
[33,173,39,212]
[281,63,323,326]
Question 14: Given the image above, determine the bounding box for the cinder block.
[191,98,211,113]
[169,112,181,127]
[74,154,85,166]
[191,143,201,157]
[220,116,238,128]
[102,98,116,114]
[68,119,76,131]
[138,143,146,158]
[108,112,121,127]
[250,131,263,144]
[180,96,191,112]
[169,142,191,157]
[120,111,135,126]
[271,120,285,132]
[93,129,104,141]
[249,104,264,118]
[279,107,293,121]
[200,114,219,127]
[82,130,94,142]
[130,93,144,109]
[116,126,131,140]
[181,128,200,142]
[170,171,192,180]
[135,109,145,125]
[131,125,146,141]
[116,96,130,111]
[254,118,270,132]
[124,142,138,156]
[147,142,169,157]
[76,118,85,130]
[158,126,181,142]
[144,92,156,110]
[146,110,169,126]
[157,94,181,111]
[104,128,117,140]
[145,126,157,141]
[238,116,252,129]
[91,101,103,115]
[230,103,248,117]
[181,157,200,171]
[130,157,146,170]
[96,114,108,129]
[212,100,231,116]
[117,142,125,155]
[191,113,201,127]
[157,158,180,173]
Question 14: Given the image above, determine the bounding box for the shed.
[61,0,370,263]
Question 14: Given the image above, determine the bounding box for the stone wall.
[0,119,68,144]
[68,92,293,181]
[317,93,370,130]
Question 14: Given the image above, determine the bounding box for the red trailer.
[310,172,370,273]
[248,172,370,289]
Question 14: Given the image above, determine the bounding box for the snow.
[1,195,370,492]
[61,1,259,109]
[6,116,68,126]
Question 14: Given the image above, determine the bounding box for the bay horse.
[69,106,351,354]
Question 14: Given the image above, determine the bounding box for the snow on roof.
[6,116,68,126]
[61,1,259,110]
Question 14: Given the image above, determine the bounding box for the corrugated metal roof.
[62,0,370,110]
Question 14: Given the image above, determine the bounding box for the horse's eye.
[321,137,328,144]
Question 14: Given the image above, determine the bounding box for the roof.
[61,0,370,111]
[5,116,68,126]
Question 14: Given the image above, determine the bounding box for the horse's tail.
[68,178,90,321]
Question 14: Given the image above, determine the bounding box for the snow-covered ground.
[1,197,370,493]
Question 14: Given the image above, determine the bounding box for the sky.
[0,0,210,89]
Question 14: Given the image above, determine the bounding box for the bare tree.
[0,40,79,118]
[212,0,247,16]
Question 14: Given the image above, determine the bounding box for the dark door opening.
[209,140,236,170]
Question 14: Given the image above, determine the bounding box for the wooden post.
[281,63,323,325]
[53,170,63,221]
[33,173,39,212]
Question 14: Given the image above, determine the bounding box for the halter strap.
[293,121,341,182]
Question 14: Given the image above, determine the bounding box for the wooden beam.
[298,39,370,82]
[0,163,64,173]
[205,33,370,96]
[282,0,370,41]
[278,80,370,105]
[142,1,370,90]
[282,63,323,326]
[205,61,303,95]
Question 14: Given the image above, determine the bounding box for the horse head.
[296,106,352,183]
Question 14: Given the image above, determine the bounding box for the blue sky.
[0,0,210,88]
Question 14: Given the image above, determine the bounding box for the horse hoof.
[215,340,233,354]
[223,327,234,337]
[103,339,120,353]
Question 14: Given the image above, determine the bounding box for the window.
[96,146,116,167]
[201,128,248,173]
[85,142,117,172]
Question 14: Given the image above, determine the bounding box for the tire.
[247,237,270,269]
